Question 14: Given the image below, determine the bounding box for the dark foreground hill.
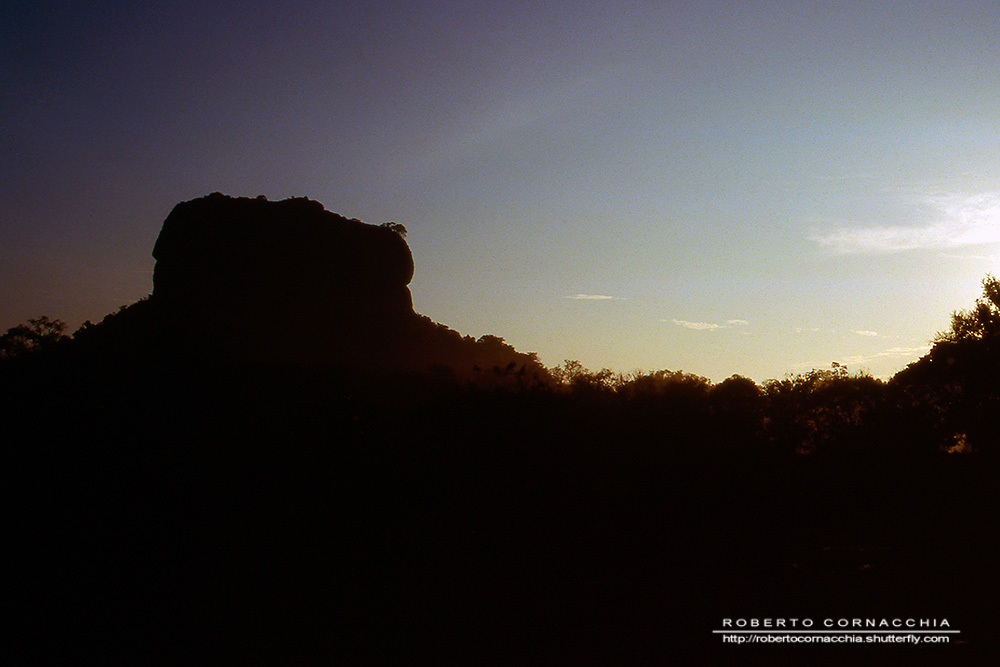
[5,197,998,664]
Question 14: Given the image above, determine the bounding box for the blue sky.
[3,1,999,381]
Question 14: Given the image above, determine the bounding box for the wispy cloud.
[566,293,616,300]
[669,319,721,330]
[839,345,931,367]
[790,345,931,376]
[938,251,999,261]
[792,327,884,337]
[665,318,749,331]
[811,192,1000,253]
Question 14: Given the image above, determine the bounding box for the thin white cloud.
[938,251,999,261]
[839,346,931,366]
[812,191,1000,254]
[879,346,932,356]
[567,293,616,300]
[789,345,931,376]
[664,318,750,331]
[851,330,879,337]
[668,319,722,330]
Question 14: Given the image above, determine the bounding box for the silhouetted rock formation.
[153,193,414,318]
[134,193,543,379]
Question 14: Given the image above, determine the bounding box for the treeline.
[2,276,998,461]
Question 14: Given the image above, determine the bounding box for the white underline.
[712,630,960,634]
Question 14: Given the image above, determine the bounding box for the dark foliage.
[935,273,1000,343]
[0,315,68,360]
[6,334,994,663]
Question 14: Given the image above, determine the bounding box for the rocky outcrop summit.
[99,192,546,379]
[152,193,414,320]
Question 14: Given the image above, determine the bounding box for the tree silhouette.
[380,221,407,237]
[936,273,1000,342]
[891,274,1000,455]
[0,316,68,361]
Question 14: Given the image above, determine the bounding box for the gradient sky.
[3,0,999,382]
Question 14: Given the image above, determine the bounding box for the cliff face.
[137,193,545,380]
[152,193,414,319]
